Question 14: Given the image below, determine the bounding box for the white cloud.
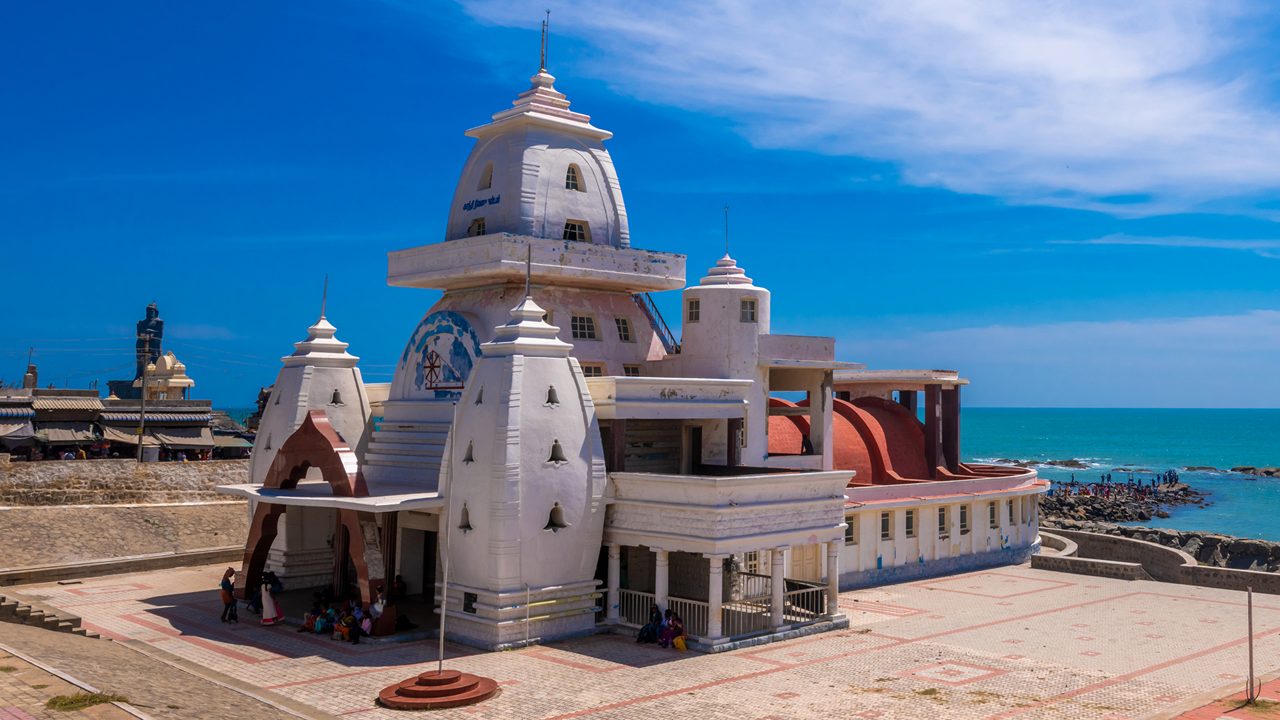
[1054,233,1280,259]
[843,310,1280,407]
[458,1,1280,214]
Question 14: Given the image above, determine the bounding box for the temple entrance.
[399,528,437,598]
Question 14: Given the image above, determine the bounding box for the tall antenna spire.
[320,274,329,319]
[524,244,533,298]
[723,205,731,256]
[540,9,550,71]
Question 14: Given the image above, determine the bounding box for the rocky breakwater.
[1040,482,1206,524]
[1045,519,1280,573]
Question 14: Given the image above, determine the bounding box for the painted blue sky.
[3,1,1279,408]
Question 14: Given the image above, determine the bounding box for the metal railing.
[722,599,773,637]
[668,596,709,638]
[633,293,680,355]
[734,572,772,601]
[618,588,655,627]
[783,586,827,624]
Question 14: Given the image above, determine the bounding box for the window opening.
[562,220,589,242]
[686,299,700,323]
[614,317,633,342]
[988,501,998,529]
[879,511,891,541]
[571,315,597,340]
[938,507,949,539]
[740,298,758,323]
[565,164,581,191]
[622,364,641,377]
[580,364,605,377]
[844,516,858,545]
[477,163,493,190]
[468,217,486,237]
[905,510,916,538]
[960,505,970,534]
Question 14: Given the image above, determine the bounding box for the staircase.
[0,592,100,639]
[633,293,680,355]
[360,400,456,488]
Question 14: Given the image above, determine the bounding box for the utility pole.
[136,334,150,463]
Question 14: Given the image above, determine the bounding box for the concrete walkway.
[10,562,1280,719]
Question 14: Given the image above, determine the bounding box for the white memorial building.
[220,57,1046,652]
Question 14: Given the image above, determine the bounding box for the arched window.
[468,217,486,237]
[562,220,589,242]
[565,164,582,191]
[477,163,493,190]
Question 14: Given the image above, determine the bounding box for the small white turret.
[678,255,771,378]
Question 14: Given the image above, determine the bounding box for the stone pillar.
[825,542,840,616]
[726,418,742,467]
[897,389,918,414]
[924,384,942,478]
[949,503,962,557]
[770,547,786,629]
[706,554,724,640]
[810,370,834,470]
[606,543,621,622]
[941,386,961,473]
[654,548,669,612]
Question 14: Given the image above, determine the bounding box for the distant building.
[220,57,1046,652]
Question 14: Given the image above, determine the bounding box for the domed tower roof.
[443,65,631,248]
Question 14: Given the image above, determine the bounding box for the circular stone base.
[376,669,499,710]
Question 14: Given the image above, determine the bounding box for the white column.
[706,554,724,640]
[770,547,786,629]
[825,542,840,616]
[950,503,962,557]
[654,548,669,611]
[606,543,620,622]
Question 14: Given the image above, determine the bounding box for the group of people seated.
[635,605,687,650]
[299,585,392,644]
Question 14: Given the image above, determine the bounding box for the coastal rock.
[1041,521,1280,573]
[1184,466,1218,472]
[1230,466,1280,477]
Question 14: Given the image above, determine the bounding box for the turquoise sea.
[964,408,1280,541]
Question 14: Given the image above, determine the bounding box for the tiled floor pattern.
[0,649,132,720]
[13,564,1280,720]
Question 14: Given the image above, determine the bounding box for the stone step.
[362,451,443,469]
[372,428,450,443]
[376,421,453,433]
[0,601,18,618]
[366,439,448,456]
[14,606,33,620]
[25,610,45,624]
[56,621,75,632]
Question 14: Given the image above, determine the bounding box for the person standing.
[219,568,238,623]
[260,572,284,626]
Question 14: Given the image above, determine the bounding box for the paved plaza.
[9,563,1280,719]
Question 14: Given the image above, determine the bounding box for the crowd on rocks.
[1041,470,1206,524]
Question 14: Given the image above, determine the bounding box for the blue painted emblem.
[400,311,482,400]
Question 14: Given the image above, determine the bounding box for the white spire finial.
[525,244,533,298]
[320,274,329,320]
[723,205,730,257]
[540,10,550,71]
